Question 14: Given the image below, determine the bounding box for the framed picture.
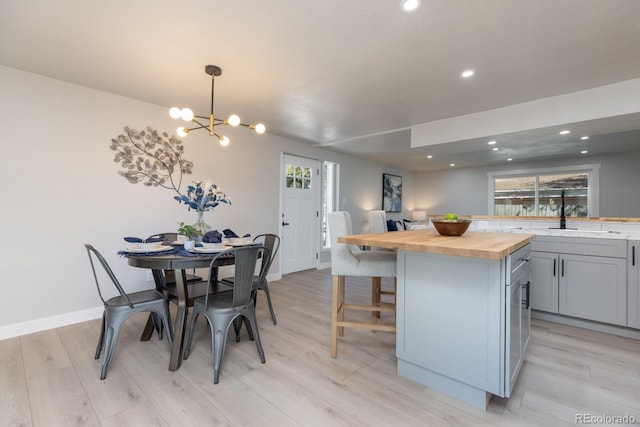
[382,173,402,212]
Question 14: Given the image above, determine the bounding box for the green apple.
[444,212,458,220]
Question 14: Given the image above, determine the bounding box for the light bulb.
[219,136,230,147]
[180,108,194,121]
[401,0,421,12]
[254,123,266,134]
[177,127,188,137]
[169,107,181,119]
[227,114,241,126]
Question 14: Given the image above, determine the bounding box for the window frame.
[487,164,600,217]
[321,160,340,250]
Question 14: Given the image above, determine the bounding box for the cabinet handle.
[553,258,556,276]
[561,259,565,277]
[525,281,530,310]
[633,246,636,267]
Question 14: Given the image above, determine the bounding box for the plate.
[227,241,255,247]
[125,245,173,253]
[189,245,232,253]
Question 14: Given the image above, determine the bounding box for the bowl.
[134,241,163,249]
[431,219,472,236]
[201,242,226,249]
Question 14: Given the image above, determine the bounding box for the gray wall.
[415,150,640,217]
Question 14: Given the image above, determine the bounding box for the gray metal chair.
[85,244,173,380]
[184,245,269,384]
[221,233,280,325]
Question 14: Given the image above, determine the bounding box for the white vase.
[183,240,195,250]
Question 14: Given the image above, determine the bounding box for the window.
[322,161,339,248]
[488,165,599,217]
[285,164,312,189]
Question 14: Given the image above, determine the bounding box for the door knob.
[282,221,290,226]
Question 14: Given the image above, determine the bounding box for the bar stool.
[328,211,397,357]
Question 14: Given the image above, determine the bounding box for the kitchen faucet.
[559,190,566,229]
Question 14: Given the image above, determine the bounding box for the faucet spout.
[559,190,566,229]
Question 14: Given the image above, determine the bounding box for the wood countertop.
[339,230,535,260]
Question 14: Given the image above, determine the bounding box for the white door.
[281,154,320,274]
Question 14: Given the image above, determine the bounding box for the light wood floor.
[2,268,640,426]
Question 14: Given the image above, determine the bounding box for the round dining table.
[127,252,235,371]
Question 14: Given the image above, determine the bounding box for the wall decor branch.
[110,126,193,194]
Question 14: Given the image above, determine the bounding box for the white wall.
[415,151,640,217]
[0,66,414,337]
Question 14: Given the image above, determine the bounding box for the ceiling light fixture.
[427,155,433,159]
[507,158,513,161]
[581,136,589,140]
[559,130,570,135]
[449,163,455,167]
[461,69,475,78]
[581,150,589,154]
[401,0,422,12]
[169,65,265,146]
[488,140,497,145]
[492,147,499,151]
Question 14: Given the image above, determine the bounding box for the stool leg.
[338,275,345,336]
[331,275,340,358]
[372,276,382,332]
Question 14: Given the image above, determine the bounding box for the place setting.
[118,236,176,256]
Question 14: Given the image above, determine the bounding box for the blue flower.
[174,181,231,212]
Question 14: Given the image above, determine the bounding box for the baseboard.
[532,310,640,340]
[0,306,104,340]
[317,262,331,270]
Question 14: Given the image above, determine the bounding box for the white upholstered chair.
[328,211,397,357]
[368,210,388,233]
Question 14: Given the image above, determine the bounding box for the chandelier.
[169,65,266,146]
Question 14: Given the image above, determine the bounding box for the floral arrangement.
[174,181,231,212]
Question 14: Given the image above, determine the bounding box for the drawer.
[531,236,627,258]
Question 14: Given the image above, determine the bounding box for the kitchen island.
[339,229,534,410]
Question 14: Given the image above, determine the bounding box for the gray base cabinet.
[530,236,627,327]
[628,241,640,329]
[559,254,626,326]
[531,251,559,313]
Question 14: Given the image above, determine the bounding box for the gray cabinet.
[531,251,559,313]
[558,254,626,326]
[530,236,627,327]
[628,241,640,329]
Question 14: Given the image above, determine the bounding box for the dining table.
[124,249,235,371]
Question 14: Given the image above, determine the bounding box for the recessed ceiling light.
[427,155,433,159]
[401,0,422,12]
[461,69,475,78]
[492,147,499,151]
[449,163,455,167]
[581,136,589,140]
[581,150,589,154]
[559,130,570,135]
[507,158,513,161]
[487,140,497,145]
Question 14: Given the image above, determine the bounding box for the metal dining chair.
[220,233,280,325]
[184,245,269,384]
[85,244,173,379]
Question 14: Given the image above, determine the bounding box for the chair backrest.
[253,233,280,281]
[327,212,360,275]
[85,244,134,308]
[368,210,387,233]
[205,245,269,308]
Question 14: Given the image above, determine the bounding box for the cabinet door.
[559,254,627,326]
[628,241,640,329]
[530,251,559,313]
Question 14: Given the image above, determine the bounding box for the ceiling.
[2,0,640,171]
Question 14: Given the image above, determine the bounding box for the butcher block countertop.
[339,230,535,260]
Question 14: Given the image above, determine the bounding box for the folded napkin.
[203,230,222,243]
[124,236,164,243]
[222,229,251,238]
